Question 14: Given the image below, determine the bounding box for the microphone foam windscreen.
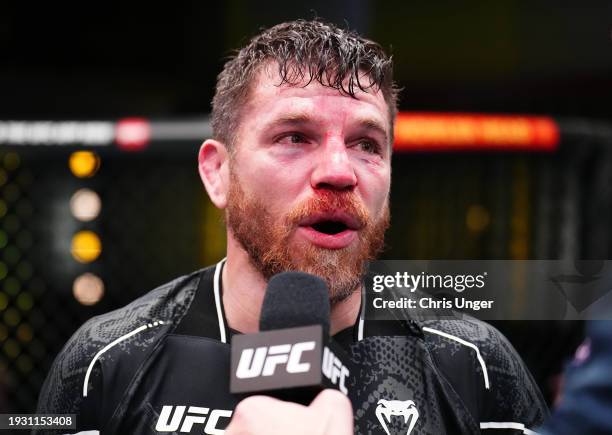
[259,271,330,335]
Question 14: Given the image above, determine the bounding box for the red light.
[115,118,151,151]
[394,113,560,152]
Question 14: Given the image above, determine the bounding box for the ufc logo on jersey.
[155,406,233,434]
[321,347,349,394]
[235,341,316,378]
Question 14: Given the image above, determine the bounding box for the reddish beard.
[226,172,390,304]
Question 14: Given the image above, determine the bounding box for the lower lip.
[297,226,358,249]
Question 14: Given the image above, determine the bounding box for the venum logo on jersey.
[375,399,420,435]
[155,405,233,434]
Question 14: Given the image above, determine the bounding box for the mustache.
[285,190,370,228]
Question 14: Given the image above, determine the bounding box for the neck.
[221,233,362,335]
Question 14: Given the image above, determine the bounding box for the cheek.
[239,156,310,211]
[356,165,390,211]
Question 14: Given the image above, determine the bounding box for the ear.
[198,139,230,209]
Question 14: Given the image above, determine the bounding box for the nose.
[310,140,357,191]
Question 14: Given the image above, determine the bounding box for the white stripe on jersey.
[480,421,540,434]
[83,320,165,397]
[422,326,490,389]
[213,258,227,343]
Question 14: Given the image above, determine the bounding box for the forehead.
[239,64,391,134]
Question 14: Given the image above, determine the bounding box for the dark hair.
[211,19,399,148]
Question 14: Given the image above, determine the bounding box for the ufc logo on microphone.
[236,341,316,378]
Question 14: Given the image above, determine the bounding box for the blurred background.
[0,0,611,415]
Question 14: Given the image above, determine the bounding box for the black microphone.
[229,272,353,404]
[259,271,330,335]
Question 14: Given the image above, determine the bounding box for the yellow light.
[71,231,102,263]
[466,205,490,233]
[73,273,105,305]
[16,324,33,342]
[69,151,100,178]
[70,189,102,221]
[16,292,33,311]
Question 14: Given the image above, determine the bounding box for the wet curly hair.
[211,19,399,148]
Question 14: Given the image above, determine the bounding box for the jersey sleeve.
[34,318,104,434]
[422,318,549,434]
[476,321,549,434]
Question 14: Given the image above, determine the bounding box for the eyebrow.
[355,117,389,145]
[266,113,389,144]
[266,113,313,129]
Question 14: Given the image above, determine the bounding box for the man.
[37,20,547,434]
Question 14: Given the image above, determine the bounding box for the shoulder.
[67,267,204,359]
[418,317,500,407]
[419,316,533,390]
[37,267,209,415]
[420,317,548,429]
[420,317,514,368]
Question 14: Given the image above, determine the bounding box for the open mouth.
[298,211,361,235]
[311,220,350,235]
[297,212,360,249]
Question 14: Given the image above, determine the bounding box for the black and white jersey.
[36,260,548,434]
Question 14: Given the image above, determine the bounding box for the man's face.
[226,66,392,303]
